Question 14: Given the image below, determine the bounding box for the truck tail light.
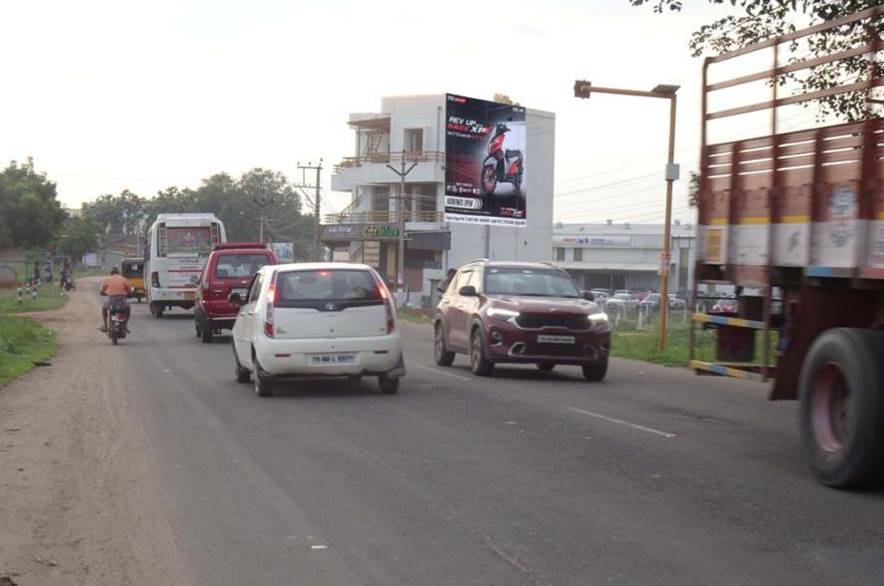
[264,272,278,338]
[151,272,160,287]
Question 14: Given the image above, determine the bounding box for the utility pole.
[387,149,417,306]
[296,160,323,261]
[253,193,274,243]
[574,80,679,350]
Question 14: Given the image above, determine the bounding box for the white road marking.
[565,406,677,439]
[412,363,472,382]
[310,545,328,550]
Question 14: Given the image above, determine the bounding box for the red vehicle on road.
[690,8,884,487]
[434,261,611,380]
[194,243,277,343]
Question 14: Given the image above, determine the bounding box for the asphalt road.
[110,299,884,586]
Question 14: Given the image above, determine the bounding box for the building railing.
[323,210,443,225]
[334,150,445,173]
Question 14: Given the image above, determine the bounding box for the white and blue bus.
[144,213,226,317]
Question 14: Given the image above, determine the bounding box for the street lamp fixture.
[573,79,680,351]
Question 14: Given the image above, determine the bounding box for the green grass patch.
[609,316,777,368]
[397,307,434,324]
[0,284,70,314]
[0,314,57,386]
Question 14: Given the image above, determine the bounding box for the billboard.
[444,93,527,227]
[270,241,295,262]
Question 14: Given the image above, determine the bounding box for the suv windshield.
[215,253,269,279]
[484,268,580,298]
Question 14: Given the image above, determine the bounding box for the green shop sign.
[363,225,399,239]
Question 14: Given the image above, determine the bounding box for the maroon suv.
[194,243,277,343]
[434,261,611,381]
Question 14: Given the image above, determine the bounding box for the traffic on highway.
[3,4,884,586]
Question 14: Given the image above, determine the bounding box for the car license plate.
[232,287,248,297]
[537,334,575,344]
[308,353,357,366]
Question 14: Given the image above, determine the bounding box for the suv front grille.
[515,313,589,330]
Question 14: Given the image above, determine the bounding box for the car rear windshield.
[275,269,382,308]
[215,253,270,279]
[484,268,580,298]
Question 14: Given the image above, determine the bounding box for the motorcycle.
[480,123,523,196]
[61,271,75,291]
[103,294,130,345]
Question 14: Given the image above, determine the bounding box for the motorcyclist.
[99,267,133,332]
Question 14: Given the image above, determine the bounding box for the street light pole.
[659,93,678,350]
[574,80,679,350]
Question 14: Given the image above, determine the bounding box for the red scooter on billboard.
[480,123,523,196]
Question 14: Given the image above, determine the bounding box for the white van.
[144,213,226,317]
[230,263,405,396]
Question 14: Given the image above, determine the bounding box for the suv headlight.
[487,307,520,319]
[588,312,609,323]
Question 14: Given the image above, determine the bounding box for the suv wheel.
[201,319,214,344]
[582,356,608,382]
[470,328,494,376]
[434,323,455,367]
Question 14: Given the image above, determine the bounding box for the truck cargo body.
[693,7,884,487]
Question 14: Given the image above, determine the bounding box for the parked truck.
[691,7,884,488]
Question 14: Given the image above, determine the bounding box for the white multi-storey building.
[552,221,697,293]
[328,94,555,306]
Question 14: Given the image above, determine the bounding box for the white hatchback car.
[230,263,405,396]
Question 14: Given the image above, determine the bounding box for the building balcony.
[331,151,446,192]
[323,209,443,229]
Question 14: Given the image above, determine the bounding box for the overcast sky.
[2,0,809,224]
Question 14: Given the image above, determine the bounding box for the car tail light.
[151,271,160,287]
[264,272,278,337]
[375,275,395,334]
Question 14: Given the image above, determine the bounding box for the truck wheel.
[434,323,455,366]
[800,328,884,488]
[150,302,164,318]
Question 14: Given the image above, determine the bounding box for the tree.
[84,168,315,260]
[0,158,64,249]
[81,189,146,236]
[630,0,883,121]
[59,217,102,261]
[493,93,517,105]
[687,171,700,208]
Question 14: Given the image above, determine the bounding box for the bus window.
[166,227,213,255]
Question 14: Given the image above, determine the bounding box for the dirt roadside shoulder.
[0,278,191,585]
